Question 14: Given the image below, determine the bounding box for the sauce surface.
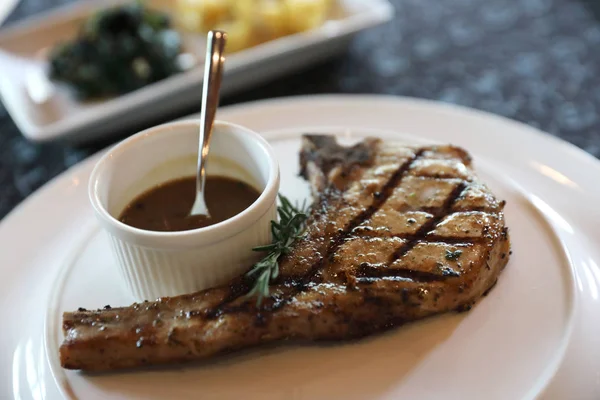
[119,176,261,232]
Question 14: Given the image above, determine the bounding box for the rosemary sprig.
[245,194,309,306]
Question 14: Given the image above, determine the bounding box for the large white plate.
[2,95,600,399]
[0,0,392,143]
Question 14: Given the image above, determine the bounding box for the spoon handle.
[197,30,227,199]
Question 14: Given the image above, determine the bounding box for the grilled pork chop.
[60,135,510,371]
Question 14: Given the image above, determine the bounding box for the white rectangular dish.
[0,0,393,143]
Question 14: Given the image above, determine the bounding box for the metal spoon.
[190,30,227,217]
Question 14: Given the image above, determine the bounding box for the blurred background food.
[176,0,333,52]
[44,0,335,99]
[48,2,182,99]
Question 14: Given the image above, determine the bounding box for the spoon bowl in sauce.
[88,120,279,301]
[119,175,260,232]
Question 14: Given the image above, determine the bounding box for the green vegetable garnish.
[245,194,309,306]
[48,1,182,99]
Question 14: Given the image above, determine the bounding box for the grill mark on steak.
[270,149,427,310]
[413,235,484,244]
[385,204,496,214]
[388,183,467,264]
[203,278,252,319]
[206,146,425,317]
[352,184,467,285]
[355,267,458,283]
[353,233,487,245]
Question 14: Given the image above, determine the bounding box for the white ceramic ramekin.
[88,120,280,301]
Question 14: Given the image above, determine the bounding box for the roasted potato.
[175,0,333,52]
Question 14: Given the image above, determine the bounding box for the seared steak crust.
[60,135,510,371]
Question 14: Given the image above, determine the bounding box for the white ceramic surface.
[89,120,279,301]
[1,95,600,399]
[0,0,392,143]
[0,0,19,27]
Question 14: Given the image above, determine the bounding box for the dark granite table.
[1,0,599,219]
